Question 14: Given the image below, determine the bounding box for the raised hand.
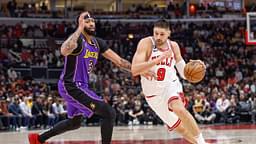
[77,12,88,32]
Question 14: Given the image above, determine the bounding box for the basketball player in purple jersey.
[28,12,134,144]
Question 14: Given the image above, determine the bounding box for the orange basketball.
[184,61,206,83]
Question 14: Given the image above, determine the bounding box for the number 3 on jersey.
[157,68,166,81]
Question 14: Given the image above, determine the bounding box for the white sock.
[195,133,206,144]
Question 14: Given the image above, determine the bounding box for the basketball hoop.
[246,12,256,45]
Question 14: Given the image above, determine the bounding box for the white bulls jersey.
[141,37,181,96]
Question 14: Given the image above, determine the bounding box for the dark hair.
[75,11,92,26]
[76,15,80,26]
[154,19,170,30]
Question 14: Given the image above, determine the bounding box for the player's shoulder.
[138,36,153,47]
[136,37,153,56]
[139,36,151,43]
[94,37,104,42]
[168,39,180,52]
[93,37,109,53]
[168,39,179,47]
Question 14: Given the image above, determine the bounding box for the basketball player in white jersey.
[131,19,207,144]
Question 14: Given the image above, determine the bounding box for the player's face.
[83,18,96,36]
[153,27,170,46]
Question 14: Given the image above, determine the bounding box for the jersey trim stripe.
[61,81,94,118]
[73,56,79,82]
[60,56,67,80]
[150,37,155,46]
[145,95,157,99]
[167,96,179,112]
[167,119,181,131]
[167,40,176,60]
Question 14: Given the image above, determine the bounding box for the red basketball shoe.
[28,133,48,144]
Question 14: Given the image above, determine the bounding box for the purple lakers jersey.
[60,35,108,84]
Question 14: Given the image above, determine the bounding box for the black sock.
[39,115,83,143]
[101,118,115,144]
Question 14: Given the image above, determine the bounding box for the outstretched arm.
[102,47,156,80]
[102,49,131,72]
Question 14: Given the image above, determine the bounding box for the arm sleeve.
[95,37,109,54]
[176,59,186,79]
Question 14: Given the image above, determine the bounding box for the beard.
[156,40,164,45]
[83,27,95,36]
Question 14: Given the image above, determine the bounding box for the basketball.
[184,61,206,83]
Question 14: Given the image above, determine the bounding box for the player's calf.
[174,122,197,144]
[169,99,207,144]
[95,103,116,144]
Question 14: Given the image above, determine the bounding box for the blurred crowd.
[0,67,67,130]
[0,0,255,18]
[0,14,255,131]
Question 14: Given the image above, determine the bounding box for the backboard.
[246,12,256,45]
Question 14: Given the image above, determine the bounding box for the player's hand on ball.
[189,59,206,69]
[141,70,156,80]
[185,60,206,83]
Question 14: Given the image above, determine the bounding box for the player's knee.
[174,124,186,134]
[97,103,116,123]
[172,105,187,116]
[69,115,83,129]
[104,105,116,122]
[108,106,116,122]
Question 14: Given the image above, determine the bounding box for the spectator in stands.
[32,95,45,128]
[192,93,216,124]
[52,98,67,122]
[40,2,48,13]
[202,102,216,124]
[115,95,128,125]
[128,99,144,125]
[0,99,13,130]
[193,93,204,120]
[215,93,230,123]
[237,91,252,122]
[226,95,240,123]
[7,67,18,81]
[7,0,17,17]
[8,96,22,131]
[44,97,56,128]
[19,96,35,129]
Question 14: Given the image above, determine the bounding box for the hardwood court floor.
[1,124,256,144]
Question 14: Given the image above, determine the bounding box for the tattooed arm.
[119,58,132,72]
[102,49,131,72]
[60,29,81,56]
[60,12,89,56]
[102,49,155,79]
